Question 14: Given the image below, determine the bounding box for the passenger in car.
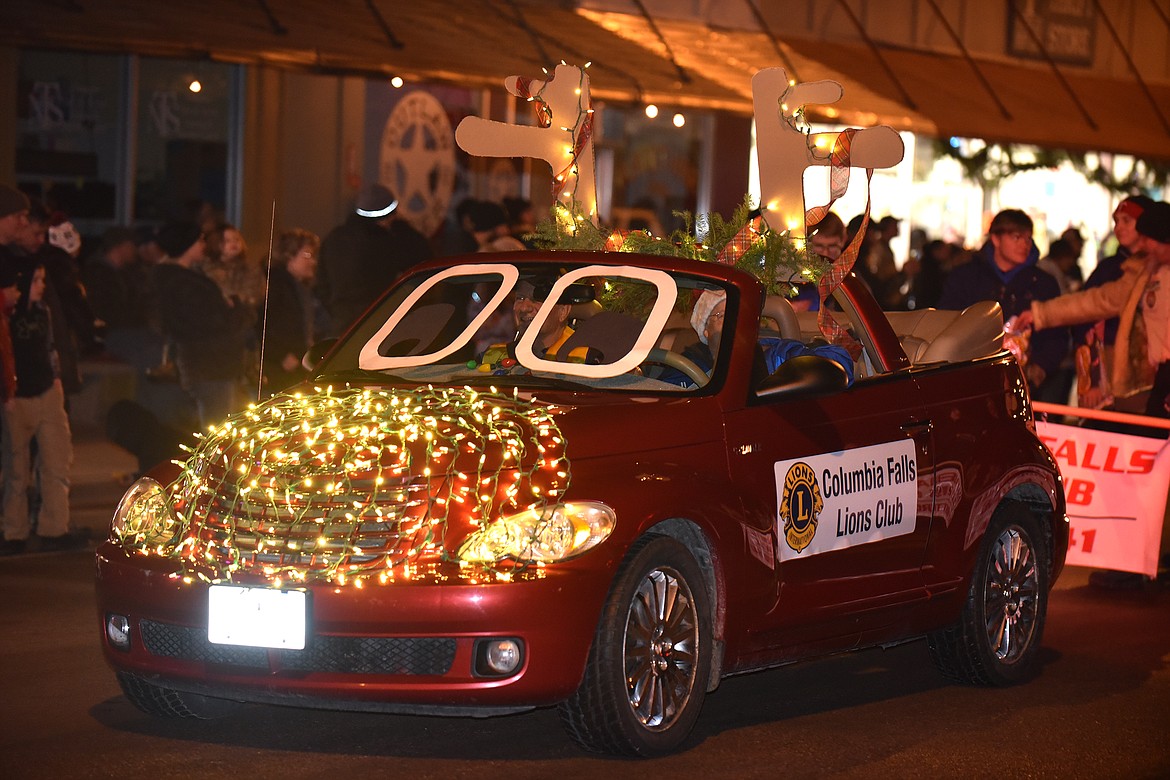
[657,289,855,388]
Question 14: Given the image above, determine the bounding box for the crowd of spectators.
[0,178,1166,559]
[835,198,1169,428]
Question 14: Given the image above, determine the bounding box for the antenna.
[256,200,276,402]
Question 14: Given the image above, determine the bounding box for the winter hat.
[690,289,726,345]
[1114,195,1153,221]
[0,185,30,219]
[48,219,81,257]
[156,221,203,258]
[355,184,398,219]
[1136,201,1170,244]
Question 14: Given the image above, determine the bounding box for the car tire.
[558,534,712,757]
[117,671,242,719]
[927,503,1049,686]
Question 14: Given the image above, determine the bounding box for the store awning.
[0,0,737,110]
[2,0,1168,160]
[783,38,1170,161]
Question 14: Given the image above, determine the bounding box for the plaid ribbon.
[716,216,763,264]
[513,77,552,127]
[806,128,873,360]
[515,74,593,205]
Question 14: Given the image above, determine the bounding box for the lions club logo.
[779,462,822,553]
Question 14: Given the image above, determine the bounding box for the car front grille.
[139,619,456,676]
[186,473,438,576]
[161,385,569,584]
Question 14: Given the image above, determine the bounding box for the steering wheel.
[642,348,709,388]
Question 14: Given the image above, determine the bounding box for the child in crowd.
[0,263,79,554]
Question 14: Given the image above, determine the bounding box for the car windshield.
[315,261,729,393]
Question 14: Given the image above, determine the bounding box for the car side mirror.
[302,338,338,371]
[756,354,850,400]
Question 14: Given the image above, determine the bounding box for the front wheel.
[559,535,712,757]
[928,504,1049,686]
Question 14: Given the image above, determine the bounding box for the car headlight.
[111,477,180,548]
[457,502,616,563]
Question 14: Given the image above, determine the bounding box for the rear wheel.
[559,535,712,757]
[928,504,1048,686]
[117,671,242,719]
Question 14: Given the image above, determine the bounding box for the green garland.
[935,139,1169,195]
[527,195,831,303]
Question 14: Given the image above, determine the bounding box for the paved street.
[2,481,1169,780]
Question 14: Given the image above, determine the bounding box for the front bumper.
[95,540,613,712]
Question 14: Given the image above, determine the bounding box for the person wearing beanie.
[1077,195,1156,357]
[1018,200,1170,421]
[0,184,31,248]
[1018,200,1170,591]
[8,200,98,392]
[317,182,432,335]
[151,221,249,429]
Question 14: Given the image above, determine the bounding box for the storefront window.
[135,58,235,225]
[16,50,123,229]
[15,51,239,235]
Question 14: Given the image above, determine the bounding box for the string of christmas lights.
[515,63,594,213]
[118,385,570,587]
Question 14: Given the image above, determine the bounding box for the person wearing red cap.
[1018,200,1170,422]
[1018,201,1170,590]
[1075,196,1156,397]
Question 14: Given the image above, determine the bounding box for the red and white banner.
[1036,420,1170,577]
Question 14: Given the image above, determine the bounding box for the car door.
[723,368,936,652]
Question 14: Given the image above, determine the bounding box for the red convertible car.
[96,251,1067,757]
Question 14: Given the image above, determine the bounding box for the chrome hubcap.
[984,526,1040,664]
[624,567,698,730]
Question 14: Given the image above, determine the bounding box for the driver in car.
[658,290,855,388]
[477,277,594,370]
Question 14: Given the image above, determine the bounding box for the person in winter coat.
[938,208,1068,397]
[151,222,249,429]
[0,263,81,554]
[6,200,96,394]
[316,184,432,335]
[258,228,328,394]
[1018,201,1170,420]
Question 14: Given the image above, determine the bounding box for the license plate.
[207,585,307,649]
